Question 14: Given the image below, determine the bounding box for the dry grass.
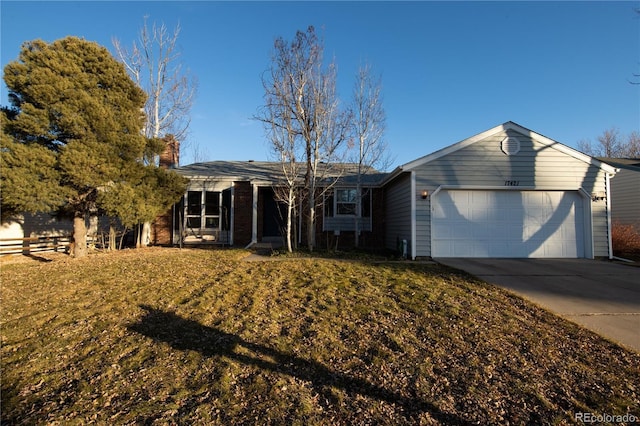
[2,248,639,425]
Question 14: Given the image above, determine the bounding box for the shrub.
[611,221,640,256]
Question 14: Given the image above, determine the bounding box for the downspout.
[410,171,417,260]
[605,172,614,260]
[229,185,235,246]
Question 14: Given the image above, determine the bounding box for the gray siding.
[610,168,640,230]
[384,172,412,251]
[324,216,372,232]
[411,129,611,258]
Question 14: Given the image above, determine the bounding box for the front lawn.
[2,248,638,424]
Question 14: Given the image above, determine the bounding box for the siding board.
[384,173,412,252]
[609,168,640,229]
[408,128,612,258]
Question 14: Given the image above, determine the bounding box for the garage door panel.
[432,190,584,258]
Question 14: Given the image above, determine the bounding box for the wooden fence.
[0,235,72,256]
[0,230,135,256]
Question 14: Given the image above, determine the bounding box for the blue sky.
[2,1,639,168]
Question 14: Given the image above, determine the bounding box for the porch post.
[229,185,234,246]
[251,183,258,245]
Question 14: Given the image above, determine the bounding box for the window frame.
[204,191,221,229]
[325,187,372,218]
[184,190,222,231]
[335,188,358,216]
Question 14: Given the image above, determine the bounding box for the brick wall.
[233,181,253,246]
[152,208,173,245]
[154,135,179,245]
[159,135,179,169]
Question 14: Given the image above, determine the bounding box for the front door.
[262,188,285,238]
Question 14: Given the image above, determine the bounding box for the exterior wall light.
[421,190,429,199]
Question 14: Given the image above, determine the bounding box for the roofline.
[597,157,640,172]
[181,173,387,188]
[379,165,408,186]
[397,121,618,175]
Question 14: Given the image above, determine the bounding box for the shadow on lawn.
[128,305,470,425]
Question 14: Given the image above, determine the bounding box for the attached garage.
[431,189,587,258]
[383,122,618,259]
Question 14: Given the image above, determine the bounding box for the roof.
[176,160,387,186]
[597,157,640,171]
[382,121,619,185]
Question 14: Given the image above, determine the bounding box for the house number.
[504,180,520,186]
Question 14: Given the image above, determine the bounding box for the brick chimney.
[159,134,179,169]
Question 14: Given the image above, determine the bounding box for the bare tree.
[625,131,640,157]
[189,142,211,164]
[578,127,639,158]
[260,66,305,252]
[113,16,197,246]
[350,63,390,247]
[113,17,196,146]
[260,26,349,251]
[598,128,621,157]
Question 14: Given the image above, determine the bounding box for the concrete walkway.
[435,258,640,352]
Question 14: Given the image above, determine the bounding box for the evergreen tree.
[1,36,172,257]
[97,157,188,246]
[1,108,70,220]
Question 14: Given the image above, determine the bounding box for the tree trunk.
[109,225,116,251]
[306,195,315,251]
[141,221,151,247]
[355,183,362,248]
[119,227,128,250]
[285,187,294,252]
[286,202,293,253]
[72,215,88,258]
[135,224,142,248]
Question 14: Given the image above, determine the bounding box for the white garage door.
[432,190,585,258]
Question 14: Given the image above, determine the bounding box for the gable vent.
[501,136,521,156]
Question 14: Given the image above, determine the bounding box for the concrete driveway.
[434,258,640,352]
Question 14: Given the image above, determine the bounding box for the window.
[501,136,520,156]
[204,192,220,228]
[185,190,221,230]
[336,189,357,215]
[186,191,202,230]
[325,188,372,217]
[187,191,201,216]
[362,190,371,218]
[324,192,334,217]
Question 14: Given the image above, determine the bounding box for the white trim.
[430,185,586,192]
[400,121,618,174]
[229,186,235,246]
[578,188,594,259]
[251,183,258,245]
[606,173,614,259]
[334,188,358,217]
[410,171,417,260]
[501,135,521,155]
[402,124,507,170]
